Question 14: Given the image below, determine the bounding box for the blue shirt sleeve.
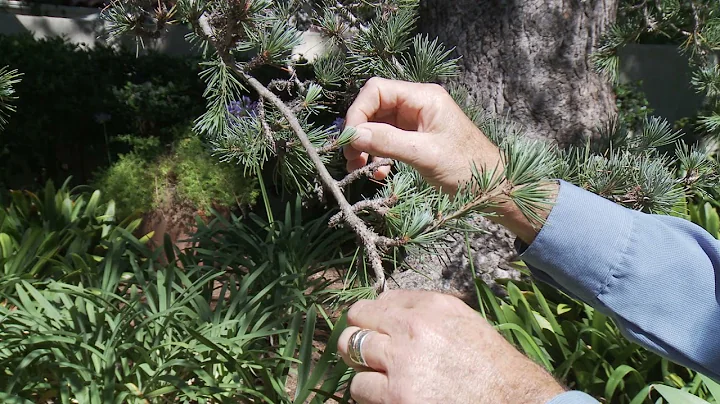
[547,391,599,404]
[520,180,720,385]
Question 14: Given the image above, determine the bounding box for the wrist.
[489,181,559,244]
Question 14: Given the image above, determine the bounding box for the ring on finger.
[347,328,373,368]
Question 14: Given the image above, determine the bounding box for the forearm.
[515,181,720,379]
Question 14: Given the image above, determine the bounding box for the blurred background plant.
[594,0,720,144]
[0,34,204,191]
[94,134,258,220]
[0,65,21,132]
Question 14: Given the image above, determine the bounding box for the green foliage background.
[0,183,355,403]
[0,34,204,191]
[94,134,259,219]
[1,0,720,402]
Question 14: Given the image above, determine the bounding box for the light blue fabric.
[520,181,720,404]
[546,391,599,404]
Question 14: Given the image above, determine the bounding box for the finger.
[345,156,390,180]
[350,371,389,404]
[373,163,392,180]
[347,293,422,334]
[337,327,392,372]
[346,156,368,173]
[343,143,365,161]
[352,122,435,168]
[346,77,435,129]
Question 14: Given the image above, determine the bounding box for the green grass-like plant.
[0,182,356,402]
[0,179,141,289]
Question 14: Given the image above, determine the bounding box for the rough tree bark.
[419,0,618,145]
[393,0,619,297]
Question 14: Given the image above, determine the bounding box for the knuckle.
[427,82,447,96]
[412,290,443,306]
[377,289,400,301]
[445,294,469,312]
[349,377,362,398]
[347,300,371,324]
[381,336,395,367]
[365,76,384,89]
[405,314,428,337]
[432,292,464,311]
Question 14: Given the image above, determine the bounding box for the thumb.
[351,122,434,167]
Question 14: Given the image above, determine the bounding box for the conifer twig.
[338,158,394,188]
[328,195,398,227]
[256,98,276,152]
[198,14,392,291]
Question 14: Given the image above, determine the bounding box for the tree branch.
[257,98,276,152]
[197,14,390,291]
[338,158,394,188]
[328,195,398,227]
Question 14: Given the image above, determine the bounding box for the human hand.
[344,77,502,194]
[344,77,558,243]
[337,290,565,404]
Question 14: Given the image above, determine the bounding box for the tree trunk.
[394,0,618,297]
[419,0,618,146]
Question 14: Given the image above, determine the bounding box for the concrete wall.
[0,0,198,55]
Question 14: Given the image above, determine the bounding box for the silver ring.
[347,329,372,367]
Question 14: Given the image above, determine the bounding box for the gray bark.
[419,0,618,145]
[394,0,618,297]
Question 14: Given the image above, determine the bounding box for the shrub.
[0,179,141,290]
[95,134,259,218]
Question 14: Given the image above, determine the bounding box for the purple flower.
[228,96,258,118]
[333,117,345,133]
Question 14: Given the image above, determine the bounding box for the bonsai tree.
[102,0,718,292]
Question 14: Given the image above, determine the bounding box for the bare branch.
[334,1,369,33]
[317,141,339,155]
[328,195,398,227]
[338,158,394,188]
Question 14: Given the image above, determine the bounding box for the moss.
[172,136,258,212]
[95,134,258,219]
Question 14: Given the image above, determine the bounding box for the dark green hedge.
[0,34,205,191]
